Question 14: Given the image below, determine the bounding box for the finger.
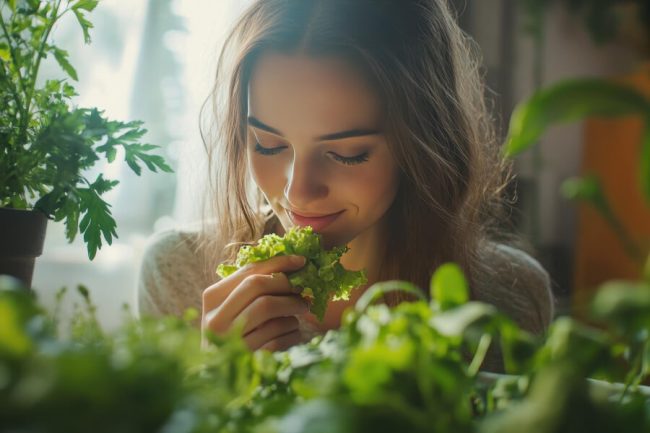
[229,254,306,285]
[259,329,304,352]
[204,254,306,309]
[215,271,304,326]
[243,316,300,350]
[204,273,303,334]
[240,294,309,335]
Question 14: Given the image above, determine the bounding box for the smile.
[287,209,345,232]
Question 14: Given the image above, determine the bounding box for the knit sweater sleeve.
[473,242,556,372]
[474,243,555,335]
[137,228,219,320]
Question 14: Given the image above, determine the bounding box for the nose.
[283,153,328,208]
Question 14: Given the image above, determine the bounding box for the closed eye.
[253,142,369,166]
[328,151,369,165]
[254,142,287,155]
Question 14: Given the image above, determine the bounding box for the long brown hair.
[200,0,516,302]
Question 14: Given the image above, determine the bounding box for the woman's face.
[247,52,400,248]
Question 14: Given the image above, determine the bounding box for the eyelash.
[253,142,286,156]
[253,142,369,166]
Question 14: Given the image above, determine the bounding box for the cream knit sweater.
[137,228,555,371]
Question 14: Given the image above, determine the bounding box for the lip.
[287,209,344,232]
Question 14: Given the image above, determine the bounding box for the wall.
[465,1,641,300]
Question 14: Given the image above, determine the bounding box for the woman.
[138,0,554,366]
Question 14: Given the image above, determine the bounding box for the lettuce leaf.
[216,226,367,321]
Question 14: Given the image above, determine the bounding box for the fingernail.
[291,255,306,266]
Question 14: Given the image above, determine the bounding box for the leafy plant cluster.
[1,262,648,433]
[0,0,172,259]
[217,226,368,322]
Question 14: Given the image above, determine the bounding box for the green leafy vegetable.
[217,226,367,321]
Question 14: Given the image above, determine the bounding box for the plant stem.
[0,61,24,131]
[618,343,645,404]
[597,200,646,264]
[0,8,26,121]
[468,334,493,377]
[23,0,63,124]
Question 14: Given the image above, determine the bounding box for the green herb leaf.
[354,280,425,313]
[72,0,99,13]
[561,176,645,262]
[504,79,650,157]
[123,143,173,175]
[77,176,119,260]
[72,8,93,44]
[52,48,78,81]
[430,262,469,310]
[0,44,10,61]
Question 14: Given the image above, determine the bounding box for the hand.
[202,254,310,352]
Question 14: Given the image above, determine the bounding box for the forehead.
[247,52,383,136]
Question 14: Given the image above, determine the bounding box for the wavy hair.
[200,0,517,302]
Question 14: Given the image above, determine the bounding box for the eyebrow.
[247,116,381,141]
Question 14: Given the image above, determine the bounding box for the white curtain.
[32,0,252,329]
[172,0,253,225]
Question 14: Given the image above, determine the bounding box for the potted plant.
[0,0,172,286]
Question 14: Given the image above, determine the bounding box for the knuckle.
[242,273,268,290]
[271,271,290,285]
[202,281,229,308]
[256,295,275,315]
[244,295,272,319]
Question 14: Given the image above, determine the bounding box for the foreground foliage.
[0,266,648,433]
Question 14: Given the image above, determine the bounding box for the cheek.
[248,152,282,194]
[336,157,400,212]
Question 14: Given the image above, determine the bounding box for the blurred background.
[30,0,649,329]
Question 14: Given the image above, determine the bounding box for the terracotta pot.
[0,208,48,288]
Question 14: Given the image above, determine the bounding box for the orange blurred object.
[573,62,650,309]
